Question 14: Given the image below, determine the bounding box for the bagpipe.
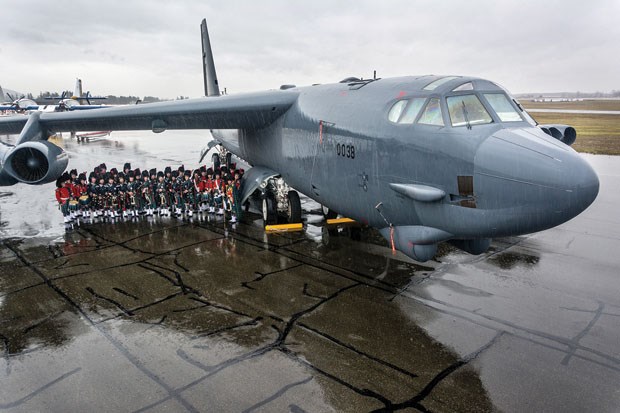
[128,192,137,207]
[158,190,168,207]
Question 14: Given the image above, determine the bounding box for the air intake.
[10,146,50,182]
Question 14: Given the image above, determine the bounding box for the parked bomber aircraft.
[0,19,599,261]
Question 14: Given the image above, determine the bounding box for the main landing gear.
[259,177,302,226]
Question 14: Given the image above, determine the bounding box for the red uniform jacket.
[73,183,87,197]
[55,187,71,204]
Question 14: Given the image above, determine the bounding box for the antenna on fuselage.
[200,18,220,97]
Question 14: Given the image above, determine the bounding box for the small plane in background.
[0,85,38,112]
[38,78,109,112]
[0,79,109,113]
[0,18,600,262]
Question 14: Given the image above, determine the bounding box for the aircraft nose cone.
[474,128,599,235]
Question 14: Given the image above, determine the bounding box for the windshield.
[418,98,444,126]
[446,94,492,127]
[483,93,522,122]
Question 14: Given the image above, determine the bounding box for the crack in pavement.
[371,332,505,412]
[298,323,419,379]
[241,264,304,290]
[0,367,81,409]
[3,241,203,413]
[561,301,605,366]
[241,376,313,413]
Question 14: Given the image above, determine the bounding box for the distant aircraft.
[0,19,599,261]
[0,86,38,112]
[38,78,109,112]
[1,79,108,113]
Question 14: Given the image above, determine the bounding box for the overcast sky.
[2,0,618,98]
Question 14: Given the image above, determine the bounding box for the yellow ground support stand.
[265,223,304,232]
[326,217,356,225]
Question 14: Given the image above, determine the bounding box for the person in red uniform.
[73,173,90,218]
[55,173,73,223]
[213,170,224,215]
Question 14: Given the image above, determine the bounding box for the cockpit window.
[423,76,460,91]
[388,100,407,122]
[399,98,427,124]
[483,93,522,122]
[513,98,537,126]
[417,98,444,126]
[447,94,492,127]
[452,82,474,92]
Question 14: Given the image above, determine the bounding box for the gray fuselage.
[218,75,598,249]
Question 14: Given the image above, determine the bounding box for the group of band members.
[55,162,244,224]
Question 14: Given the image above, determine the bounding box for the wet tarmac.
[1,132,619,412]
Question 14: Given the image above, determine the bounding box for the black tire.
[322,204,338,220]
[212,153,220,171]
[287,190,302,223]
[225,152,233,169]
[262,192,278,225]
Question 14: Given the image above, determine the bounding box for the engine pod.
[2,141,68,184]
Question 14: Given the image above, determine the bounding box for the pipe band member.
[74,173,91,217]
[213,171,224,214]
[181,170,196,215]
[141,170,155,215]
[126,170,141,217]
[155,171,169,215]
[55,173,73,223]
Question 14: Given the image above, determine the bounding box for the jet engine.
[539,124,576,146]
[0,141,68,185]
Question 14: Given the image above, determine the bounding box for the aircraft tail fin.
[74,78,83,98]
[0,85,4,102]
[200,18,220,97]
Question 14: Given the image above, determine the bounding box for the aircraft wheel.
[225,152,233,169]
[322,204,337,220]
[212,153,220,170]
[262,192,278,225]
[287,190,302,223]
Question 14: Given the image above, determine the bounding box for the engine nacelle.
[0,140,68,185]
[539,124,577,146]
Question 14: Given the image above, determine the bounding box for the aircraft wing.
[0,104,39,111]
[0,90,299,136]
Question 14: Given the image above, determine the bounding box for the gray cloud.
[1,0,618,98]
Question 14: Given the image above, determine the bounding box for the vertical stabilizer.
[201,19,220,97]
[0,85,4,102]
[74,78,83,98]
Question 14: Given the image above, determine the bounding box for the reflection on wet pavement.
[0,216,495,412]
[1,132,619,412]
